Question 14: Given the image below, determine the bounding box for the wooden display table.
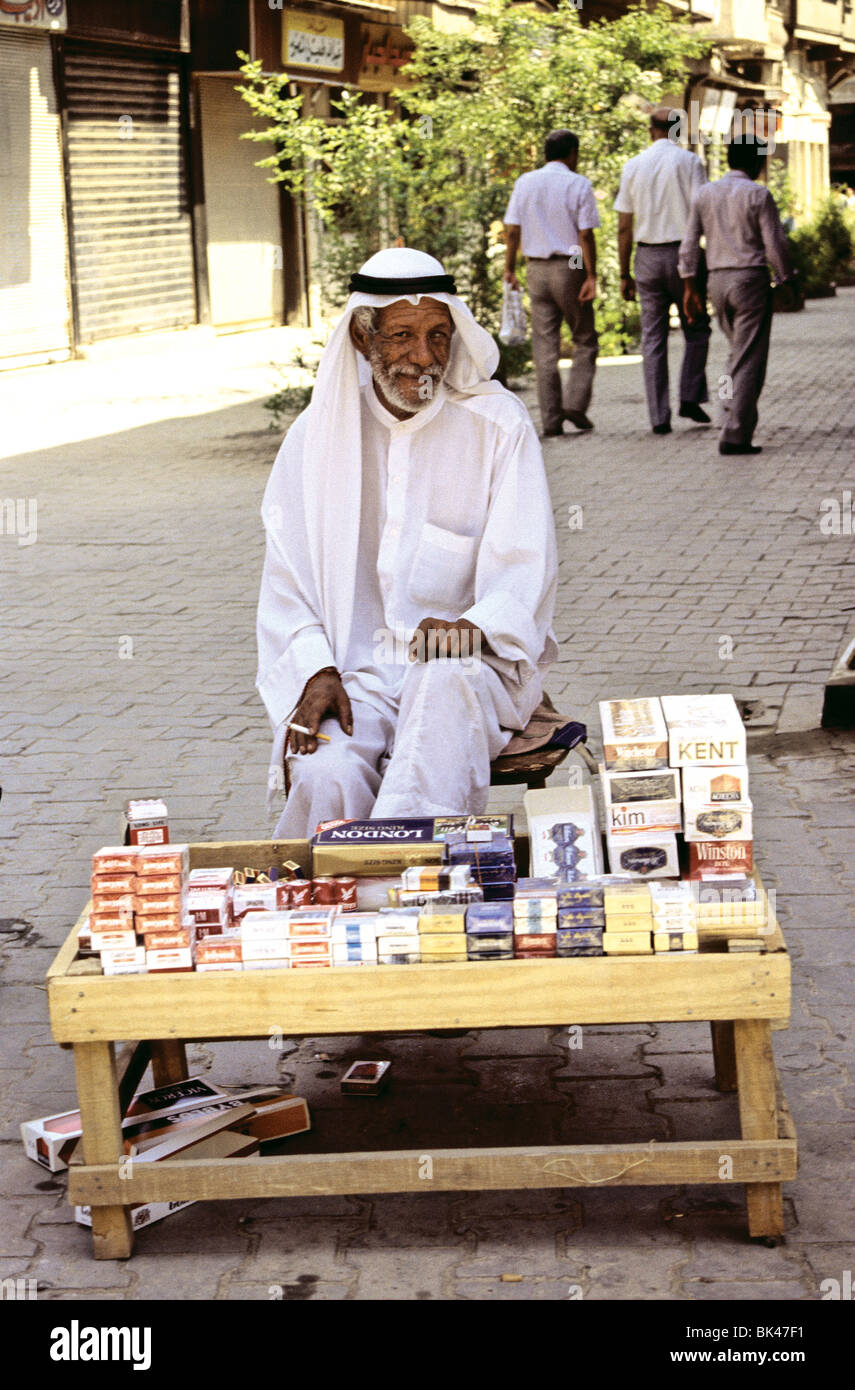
[46,840,797,1260]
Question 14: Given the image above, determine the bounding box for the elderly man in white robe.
[257,247,558,838]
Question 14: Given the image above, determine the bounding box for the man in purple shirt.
[679,139,796,456]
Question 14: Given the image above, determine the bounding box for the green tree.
[238,0,707,362]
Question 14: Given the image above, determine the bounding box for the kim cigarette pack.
[599,697,669,771]
[660,694,746,767]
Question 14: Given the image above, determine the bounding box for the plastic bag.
[498,283,528,346]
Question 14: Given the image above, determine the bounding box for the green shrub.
[787,194,855,297]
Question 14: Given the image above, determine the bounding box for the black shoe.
[541,425,565,439]
[679,402,711,424]
[652,422,671,435]
[719,442,762,455]
[564,410,594,431]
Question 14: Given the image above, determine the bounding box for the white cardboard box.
[661,694,746,767]
[599,697,669,771]
[524,785,604,880]
[605,831,680,879]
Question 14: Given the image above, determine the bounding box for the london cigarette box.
[599,697,669,771]
[660,694,746,767]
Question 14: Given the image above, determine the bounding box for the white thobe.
[256,380,558,836]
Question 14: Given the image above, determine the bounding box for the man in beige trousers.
[504,129,600,437]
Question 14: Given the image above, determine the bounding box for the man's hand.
[289,669,352,755]
[578,274,597,304]
[504,269,521,292]
[620,274,636,302]
[683,282,705,325]
[408,617,489,663]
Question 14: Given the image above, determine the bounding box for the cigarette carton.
[418,932,468,958]
[240,1095,311,1142]
[688,841,754,878]
[681,765,749,807]
[375,932,421,954]
[313,820,445,877]
[556,926,604,952]
[233,882,291,917]
[512,915,557,936]
[242,958,290,971]
[196,961,244,972]
[402,865,471,891]
[137,911,184,935]
[515,877,563,898]
[524,785,603,880]
[603,883,652,914]
[134,892,185,916]
[184,890,232,927]
[145,947,194,973]
[466,932,514,956]
[143,929,194,950]
[122,798,169,847]
[378,950,420,965]
[556,907,606,928]
[600,767,681,805]
[91,928,138,953]
[288,939,333,962]
[653,928,699,952]
[513,932,557,954]
[187,867,234,891]
[599,697,669,771]
[512,900,558,920]
[418,910,467,935]
[240,937,292,961]
[602,930,653,955]
[89,908,134,933]
[660,694,746,767]
[91,893,136,916]
[332,942,379,964]
[134,874,184,897]
[604,912,653,934]
[76,1200,195,1232]
[606,831,679,879]
[465,901,514,935]
[90,873,137,896]
[136,843,189,877]
[683,803,753,843]
[648,882,695,911]
[101,946,147,976]
[92,846,139,875]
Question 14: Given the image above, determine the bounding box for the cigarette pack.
[605,798,682,836]
[130,1103,257,1161]
[340,1060,391,1096]
[599,697,669,771]
[378,950,420,965]
[481,883,516,901]
[240,937,291,961]
[606,831,679,879]
[648,882,696,912]
[134,874,184,897]
[444,830,515,868]
[556,907,606,928]
[123,798,169,847]
[660,694,746,767]
[402,864,471,891]
[76,1200,195,1232]
[239,911,292,939]
[512,899,558,920]
[524,785,603,880]
[515,877,563,898]
[89,909,134,933]
[187,867,234,891]
[145,947,194,973]
[375,932,421,955]
[602,930,653,955]
[92,846,139,875]
[391,886,484,908]
[91,892,136,916]
[513,933,557,954]
[330,917,380,943]
[653,928,699,952]
[135,892,185,916]
[286,907,337,935]
[232,882,291,917]
[688,841,754,878]
[288,939,333,961]
[681,765,749,807]
[417,910,466,934]
[465,901,514,935]
[683,804,753,842]
[555,881,606,908]
[465,932,514,957]
[90,873,137,896]
[184,891,232,927]
[240,1095,311,1142]
[136,843,189,877]
[91,928,138,953]
[196,961,244,972]
[418,933,468,959]
[556,926,603,951]
[101,946,148,976]
[242,958,290,971]
[512,915,556,936]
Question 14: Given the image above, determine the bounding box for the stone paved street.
[1,292,853,1301]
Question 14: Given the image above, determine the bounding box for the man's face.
[353,298,453,415]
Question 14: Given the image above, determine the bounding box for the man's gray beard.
[368,347,445,413]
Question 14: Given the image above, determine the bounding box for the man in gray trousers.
[615,106,711,435]
[679,139,795,455]
[504,129,600,437]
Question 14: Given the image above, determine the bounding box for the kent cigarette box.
[681,765,749,807]
[599,697,669,771]
[683,803,753,843]
[524,785,603,880]
[606,831,679,879]
[660,694,746,767]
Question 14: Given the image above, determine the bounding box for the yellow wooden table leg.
[733,1019,784,1240]
[149,1039,189,1087]
[710,1021,737,1092]
[73,1041,134,1260]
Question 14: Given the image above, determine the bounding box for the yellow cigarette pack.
[603,884,651,915]
[653,929,699,952]
[602,930,653,955]
[605,912,653,933]
[418,911,466,935]
[418,933,468,958]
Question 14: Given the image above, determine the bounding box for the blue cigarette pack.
[557,907,606,928]
[556,926,604,951]
[465,901,514,935]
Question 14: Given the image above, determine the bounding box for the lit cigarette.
[287,722,331,742]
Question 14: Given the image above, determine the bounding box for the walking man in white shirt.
[503,129,600,437]
[615,106,711,435]
[257,247,558,837]
[679,139,795,455]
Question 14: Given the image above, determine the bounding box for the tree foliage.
[238,0,708,359]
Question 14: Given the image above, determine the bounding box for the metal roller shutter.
[0,34,71,366]
[63,44,196,341]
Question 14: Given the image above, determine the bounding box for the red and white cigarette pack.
[123,798,169,847]
[90,928,138,953]
[195,938,243,966]
[145,947,194,973]
[136,844,189,877]
[101,946,148,976]
[92,846,140,875]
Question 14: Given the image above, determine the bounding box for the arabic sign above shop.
[0,0,67,30]
[283,10,345,73]
[359,23,413,92]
